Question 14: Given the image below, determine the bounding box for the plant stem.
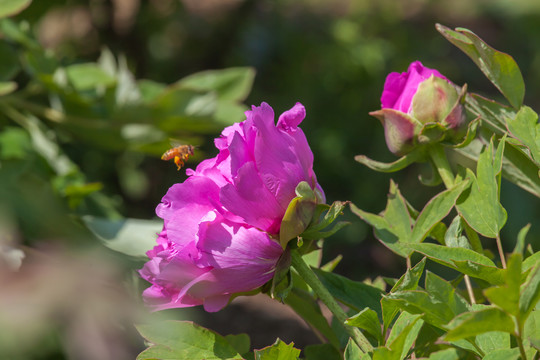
[496,234,507,269]
[429,145,455,188]
[517,335,528,360]
[290,249,373,353]
[463,274,476,305]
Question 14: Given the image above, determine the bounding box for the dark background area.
[2,0,540,358]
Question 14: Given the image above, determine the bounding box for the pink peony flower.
[140,102,323,312]
[371,61,466,155]
[188,102,324,235]
[139,176,283,312]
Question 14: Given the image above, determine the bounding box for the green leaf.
[382,258,426,334]
[405,243,505,285]
[350,204,407,257]
[83,216,161,259]
[523,251,540,272]
[303,344,341,360]
[453,138,540,199]
[484,253,522,316]
[425,271,470,316]
[456,137,507,238]
[444,215,472,250]
[444,307,516,341]
[426,348,460,360]
[482,348,520,360]
[344,339,372,360]
[350,181,418,258]
[254,339,301,360]
[436,24,525,109]
[506,106,540,165]
[519,263,540,320]
[476,330,510,355]
[514,224,531,255]
[383,290,455,328]
[346,308,383,344]
[354,149,424,173]
[301,201,349,240]
[385,312,424,360]
[224,334,251,356]
[178,67,256,102]
[409,178,471,244]
[136,321,243,360]
[0,0,32,18]
[65,63,116,91]
[312,268,383,318]
[372,312,423,360]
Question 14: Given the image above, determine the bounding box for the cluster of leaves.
[133,25,540,360]
[0,1,255,243]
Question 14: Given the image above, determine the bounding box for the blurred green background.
[1,0,539,358]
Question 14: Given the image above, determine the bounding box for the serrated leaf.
[506,106,540,165]
[383,312,424,360]
[425,271,470,315]
[436,24,524,109]
[383,290,455,328]
[312,268,383,318]
[456,138,507,238]
[346,308,383,344]
[136,321,243,360]
[444,215,472,250]
[344,339,372,360]
[372,314,424,360]
[254,339,301,360]
[484,253,522,316]
[523,251,540,272]
[350,203,408,257]
[410,178,470,244]
[83,216,161,259]
[519,263,540,320]
[405,243,505,285]
[382,258,426,335]
[514,224,531,255]
[444,307,516,341]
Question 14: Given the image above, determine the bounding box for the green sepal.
[268,247,293,302]
[369,108,421,155]
[300,201,350,240]
[279,181,318,248]
[412,75,460,125]
[355,148,425,173]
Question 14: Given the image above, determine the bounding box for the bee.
[161,144,195,170]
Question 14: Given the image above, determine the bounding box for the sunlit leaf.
[254,339,301,360]
[437,24,524,109]
[136,320,243,360]
[444,307,515,341]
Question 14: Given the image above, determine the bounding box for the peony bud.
[370,61,466,155]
